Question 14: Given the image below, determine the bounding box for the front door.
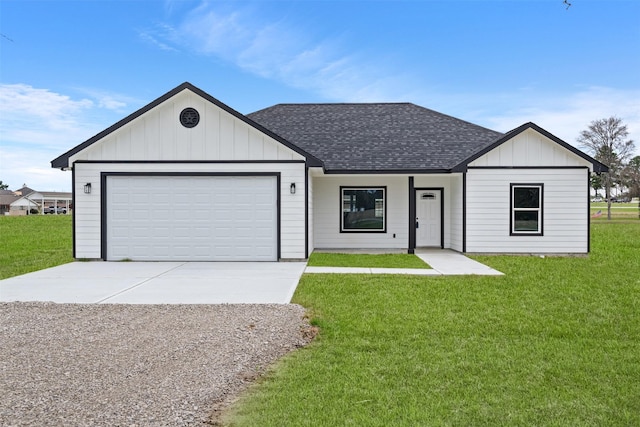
[416,189,442,247]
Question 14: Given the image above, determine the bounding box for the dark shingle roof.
[248,103,504,172]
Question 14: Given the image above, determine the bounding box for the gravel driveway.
[0,302,314,426]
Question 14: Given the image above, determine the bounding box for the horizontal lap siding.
[466,168,589,253]
[307,169,314,256]
[73,162,306,260]
[449,174,463,252]
[313,176,408,249]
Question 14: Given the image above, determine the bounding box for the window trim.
[340,186,387,233]
[510,183,544,236]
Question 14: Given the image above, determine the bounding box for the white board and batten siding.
[469,128,594,170]
[70,88,307,260]
[69,90,300,164]
[466,129,592,253]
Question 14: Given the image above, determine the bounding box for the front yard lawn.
[223,222,640,426]
[308,252,431,269]
[590,201,640,221]
[0,215,73,280]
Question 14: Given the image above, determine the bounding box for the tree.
[0,180,9,190]
[577,117,636,220]
[590,174,603,198]
[621,155,640,198]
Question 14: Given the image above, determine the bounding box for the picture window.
[340,187,386,232]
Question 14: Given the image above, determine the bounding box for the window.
[510,184,543,235]
[341,187,386,232]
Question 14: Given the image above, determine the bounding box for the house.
[0,190,19,215]
[51,82,607,261]
[10,191,72,214]
[3,186,72,216]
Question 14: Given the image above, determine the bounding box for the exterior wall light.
[290,182,296,194]
[84,183,91,194]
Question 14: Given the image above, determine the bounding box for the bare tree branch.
[577,117,636,219]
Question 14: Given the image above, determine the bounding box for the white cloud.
[0,146,71,192]
[478,86,640,155]
[152,2,411,103]
[138,26,180,52]
[73,87,142,113]
[0,84,95,146]
[0,84,137,192]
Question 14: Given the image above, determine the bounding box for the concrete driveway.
[0,262,307,304]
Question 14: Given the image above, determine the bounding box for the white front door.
[416,189,442,247]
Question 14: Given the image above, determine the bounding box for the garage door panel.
[107,176,277,261]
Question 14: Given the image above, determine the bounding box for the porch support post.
[408,176,415,254]
[462,171,467,253]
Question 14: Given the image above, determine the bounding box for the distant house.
[51,82,607,261]
[1,187,72,216]
[0,190,19,215]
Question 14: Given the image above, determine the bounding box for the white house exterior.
[52,82,606,261]
[463,128,593,253]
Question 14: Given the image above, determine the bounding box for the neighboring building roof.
[13,186,35,196]
[248,103,504,172]
[37,191,72,199]
[0,193,19,206]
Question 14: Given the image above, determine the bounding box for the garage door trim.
[100,172,281,261]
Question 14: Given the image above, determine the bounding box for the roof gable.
[0,193,19,206]
[52,83,322,169]
[248,103,503,172]
[453,122,608,173]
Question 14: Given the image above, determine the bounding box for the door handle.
[416,218,419,228]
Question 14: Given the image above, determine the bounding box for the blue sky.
[1,0,638,192]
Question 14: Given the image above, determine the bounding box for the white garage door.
[106,175,278,261]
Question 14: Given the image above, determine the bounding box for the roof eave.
[323,168,452,175]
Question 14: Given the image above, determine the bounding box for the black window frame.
[510,183,544,236]
[340,186,387,233]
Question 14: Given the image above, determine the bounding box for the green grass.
[222,223,640,426]
[0,215,73,279]
[591,201,640,221]
[308,252,431,269]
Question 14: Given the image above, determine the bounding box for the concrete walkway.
[305,249,503,276]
